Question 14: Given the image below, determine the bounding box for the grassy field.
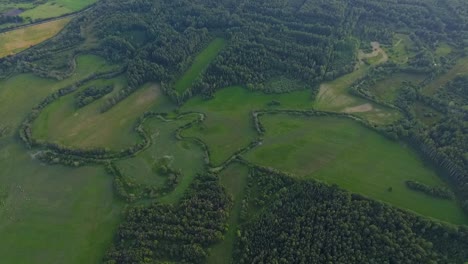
[385,33,415,64]
[182,72,400,166]
[435,42,453,57]
[174,38,226,93]
[207,163,249,264]
[0,17,70,58]
[33,80,174,150]
[244,114,468,225]
[423,56,468,95]
[314,66,401,124]
[20,0,97,20]
[116,114,204,204]
[0,54,122,263]
[181,86,317,165]
[367,73,425,103]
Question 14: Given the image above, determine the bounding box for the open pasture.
[181,86,317,165]
[244,114,468,225]
[0,17,70,58]
[33,80,173,150]
[0,54,123,263]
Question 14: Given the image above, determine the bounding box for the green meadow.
[174,38,226,93]
[244,114,468,225]
[116,114,205,204]
[0,17,70,58]
[33,79,173,150]
[0,54,122,263]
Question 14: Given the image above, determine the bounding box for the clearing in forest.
[116,114,205,204]
[207,163,249,264]
[0,17,70,58]
[385,33,416,64]
[33,81,173,150]
[315,42,400,124]
[366,73,425,103]
[243,114,468,225]
[423,56,468,95]
[174,38,226,93]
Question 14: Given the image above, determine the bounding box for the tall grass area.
[0,17,71,58]
[174,38,226,93]
[314,67,401,124]
[20,0,97,20]
[181,86,315,165]
[0,55,122,263]
[32,79,172,150]
[367,73,425,103]
[244,114,468,225]
[116,114,204,204]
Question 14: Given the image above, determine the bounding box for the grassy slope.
[0,55,121,263]
[182,76,400,166]
[20,0,97,20]
[0,17,71,58]
[384,33,415,64]
[315,66,401,124]
[244,114,468,225]
[181,87,315,165]
[116,114,204,204]
[207,163,249,264]
[33,79,173,150]
[174,38,226,93]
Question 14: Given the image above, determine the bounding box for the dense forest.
[236,169,468,264]
[1,0,468,263]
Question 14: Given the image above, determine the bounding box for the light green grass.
[174,38,226,93]
[0,55,114,128]
[0,54,122,263]
[116,114,204,204]
[20,0,97,20]
[207,163,249,264]
[182,77,400,166]
[435,43,453,57]
[0,17,70,58]
[314,66,401,124]
[33,80,173,150]
[0,139,121,264]
[181,86,316,165]
[244,114,468,225]
[386,33,415,64]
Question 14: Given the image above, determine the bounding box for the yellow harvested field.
[0,18,71,58]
